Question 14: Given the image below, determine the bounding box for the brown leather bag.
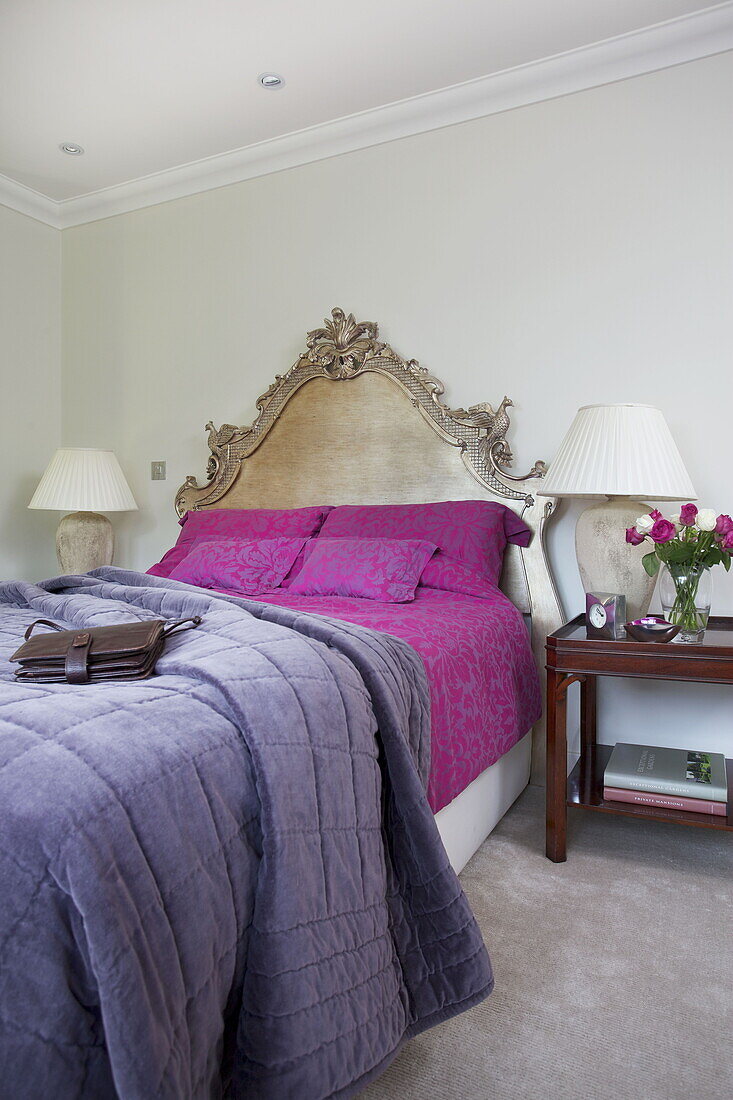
[10,616,202,685]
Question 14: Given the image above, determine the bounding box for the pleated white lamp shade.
[29,449,138,512]
[540,404,697,501]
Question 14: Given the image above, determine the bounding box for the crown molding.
[2,3,732,231]
[0,172,61,228]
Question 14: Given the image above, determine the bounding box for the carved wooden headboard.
[175,308,563,777]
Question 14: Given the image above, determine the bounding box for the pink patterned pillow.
[147,506,331,578]
[168,537,308,592]
[288,538,437,602]
[419,554,501,599]
[317,500,530,586]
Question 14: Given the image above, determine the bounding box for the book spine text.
[603,772,727,802]
[603,787,727,816]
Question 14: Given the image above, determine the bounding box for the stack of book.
[604,743,728,816]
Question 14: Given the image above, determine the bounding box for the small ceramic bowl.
[624,616,681,643]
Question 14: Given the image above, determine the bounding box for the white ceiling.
[0,0,723,203]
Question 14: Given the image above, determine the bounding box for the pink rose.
[649,518,676,543]
[626,526,646,546]
[715,514,733,537]
[649,509,663,521]
[722,530,733,551]
[679,503,698,526]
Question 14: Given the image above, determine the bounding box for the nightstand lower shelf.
[568,744,733,831]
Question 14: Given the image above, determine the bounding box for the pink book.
[603,786,727,816]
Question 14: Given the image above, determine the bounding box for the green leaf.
[642,551,660,577]
[701,548,723,568]
[664,542,696,563]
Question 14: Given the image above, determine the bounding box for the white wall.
[61,52,733,757]
[0,205,61,580]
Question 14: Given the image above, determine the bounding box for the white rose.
[670,513,681,526]
[696,508,717,532]
[635,514,655,534]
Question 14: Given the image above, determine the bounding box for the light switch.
[151,461,166,481]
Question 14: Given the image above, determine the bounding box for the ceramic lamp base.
[575,496,656,622]
[56,511,114,574]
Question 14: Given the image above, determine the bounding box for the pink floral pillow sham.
[419,554,502,599]
[288,537,438,602]
[316,500,531,586]
[147,505,332,578]
[168,537,308,592]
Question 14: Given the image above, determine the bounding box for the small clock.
[585,592,626,639]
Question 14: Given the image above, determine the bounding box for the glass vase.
[659,563,712,643]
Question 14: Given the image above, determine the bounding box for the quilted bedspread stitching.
[0,569,493,1100]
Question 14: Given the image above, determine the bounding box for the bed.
[170,307,563,872]
[0,308,562,1098]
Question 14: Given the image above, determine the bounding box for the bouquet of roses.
[625,504,733,577]
[626,505,731,636]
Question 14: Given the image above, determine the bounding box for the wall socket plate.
[151,461,166,481]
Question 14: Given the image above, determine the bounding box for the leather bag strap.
[24,619,63,641]
[65,632,92,684]
[161,616,203,639]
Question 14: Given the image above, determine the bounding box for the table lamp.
[29,448,138,573]
[539,404,696,620]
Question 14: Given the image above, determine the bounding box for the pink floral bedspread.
[226,585,541,812]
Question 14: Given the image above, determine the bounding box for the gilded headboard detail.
[174,308,563,780]
[176,307,548,517]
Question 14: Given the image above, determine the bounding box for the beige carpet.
[360,787,732,1100]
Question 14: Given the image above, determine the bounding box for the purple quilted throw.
[0,568,492,1098]
[288,537,437,601]
[254,585,541,812]
[169,536,308,592]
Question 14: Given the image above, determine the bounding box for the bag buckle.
[66,632,92,684]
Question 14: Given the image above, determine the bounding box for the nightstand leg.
[546,668,569,862]
[579,674,597,803]
[580,673,597,750]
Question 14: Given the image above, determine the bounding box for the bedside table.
[545,615,733,862]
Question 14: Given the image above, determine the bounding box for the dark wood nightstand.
[545,615,733,862]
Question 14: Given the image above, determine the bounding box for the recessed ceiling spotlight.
[59,142,84,156]
[259,73,284,89]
